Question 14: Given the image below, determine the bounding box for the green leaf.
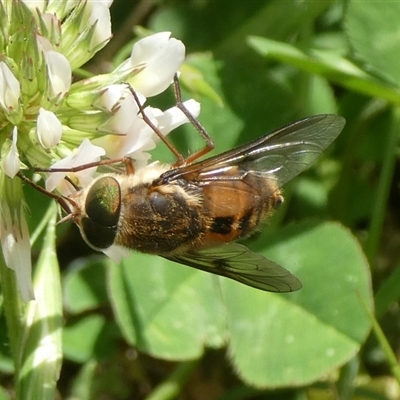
[0,386,11,400]
[374,264,400,319]
[181,58,224,106]
[108,256,227,360]
[215,0,332,54]
[0,314,13,374]
[108,221,371,389]
[68,360,98,400]
[63,257,109,314]
[63,314,118,363]
[18,205,62,400]
[177,55,244,156]
[181,47,299,149]
[225,221,372,387]
[248,36,400,105]
[303,74,338,115]
[145,360,198,400]
[150,0,333,55]
[346,1,400,87]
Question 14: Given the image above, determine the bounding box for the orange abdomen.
[201,174,281,244]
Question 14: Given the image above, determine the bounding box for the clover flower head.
[0,1,201,302]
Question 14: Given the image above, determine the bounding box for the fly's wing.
[163,114,345,187]
[165,243,302,292]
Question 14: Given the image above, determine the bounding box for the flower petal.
[156,99,201,134]
[21,0,45,12]
[1,127,20,178]
[1,212,35,302]
[0,176,34,301]
[45,51,72,97]
[86,1,112,50]
[0,62,20,111]
[126,32,185,97]
[46,139,105,193]
[97,85,145,135]
[37,108,63,149]
[93,116,154,159]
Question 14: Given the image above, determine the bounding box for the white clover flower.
[0,171,34,302]
[21,0,45,12]
[46,139,106,194]
[36,108,63,149]
[45,51,72,98]
[36,35,72,100]
[55,1,113,69]
[155,99,201,135]
[95,84,146,135]
[117,32,186,97]
[1,127,20,178]
[0,62,21,119]
[0,200,34,302]
[85,1,113,51]
[92,112,153,159]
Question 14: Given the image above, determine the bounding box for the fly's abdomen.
[201,174,281,244]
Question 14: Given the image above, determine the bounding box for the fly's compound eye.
[81,176,122,249]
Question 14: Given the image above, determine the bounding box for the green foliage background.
[3,0,400,399]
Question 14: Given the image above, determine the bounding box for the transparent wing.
[165,243,302,292]
[163,114,345,187]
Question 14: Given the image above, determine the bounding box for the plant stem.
[144,360,198,400]
[0,251,24,369]
[365,107,399,263]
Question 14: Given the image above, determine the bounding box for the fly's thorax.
[115,178,204,255]
[201,172,282,244]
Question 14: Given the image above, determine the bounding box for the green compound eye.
[86,176,121,226]
[82,176,121,249]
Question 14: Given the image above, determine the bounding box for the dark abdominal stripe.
[210,216,234,235]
